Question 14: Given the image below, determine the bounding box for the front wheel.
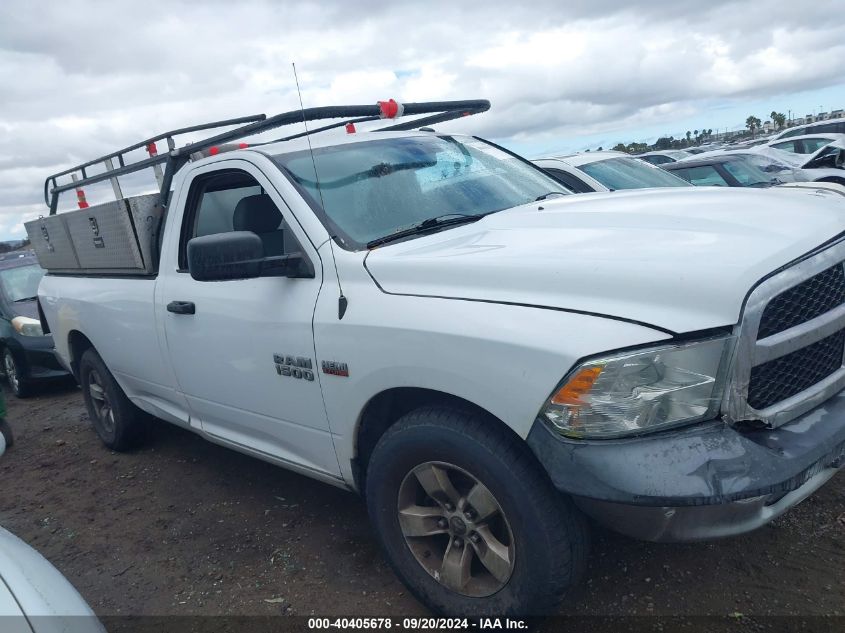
[3,349,31,398]
[79,348,146,451]
[366,406,589,617]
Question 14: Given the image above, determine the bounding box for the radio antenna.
[292,62,348,319]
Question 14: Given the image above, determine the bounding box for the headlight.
[12,316,43,337]
[539,336,734,439]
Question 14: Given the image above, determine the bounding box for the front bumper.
[7,335,69,380]
[527,390,845,542]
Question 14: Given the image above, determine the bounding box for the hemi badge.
[321,360,349,377]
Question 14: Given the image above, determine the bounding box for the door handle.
[167,301,195,315]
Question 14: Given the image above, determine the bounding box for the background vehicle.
[759,138,845,185]
[0,422,104,631]
[0,251,68,397]
[663,154,781,187]
[635,149,693,165]
[772,116,845,140]
[534,151,691,192]
[32,101,845,617]
[765,133,845,155]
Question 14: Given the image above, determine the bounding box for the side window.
[780,127,805,139]
[808,123,835,134]
[771,140,796,153]
[543,168,593,193]
[802,138,832,154]
[678,165,728,186]
[179,170,292,270]
[645,155,672,165]
[667,168,691,182]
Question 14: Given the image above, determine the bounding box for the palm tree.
[746,115,762,137]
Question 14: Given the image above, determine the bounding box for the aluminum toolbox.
[25,214,80,271]
[25,194,163,275]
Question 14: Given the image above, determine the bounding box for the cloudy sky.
[1,0,844,240]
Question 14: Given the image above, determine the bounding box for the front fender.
[314,288,669,487]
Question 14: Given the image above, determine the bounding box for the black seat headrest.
[233,194,283,233]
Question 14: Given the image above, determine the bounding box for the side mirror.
[187,231,314,282]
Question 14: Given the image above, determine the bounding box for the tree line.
[607,110,789,154]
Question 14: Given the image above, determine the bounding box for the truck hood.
[365,187,845,333]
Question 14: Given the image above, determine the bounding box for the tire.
[0,419,13,448]
[3,349,31,398]
[78,348,146,451]
[365,406,589,617]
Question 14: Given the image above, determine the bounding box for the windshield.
[0,263,44,302]
[273,136,567,248]
[737,153,790,172]
[721,159,772,186]
[579,157,691,190]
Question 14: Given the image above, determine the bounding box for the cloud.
[0,0,843,237]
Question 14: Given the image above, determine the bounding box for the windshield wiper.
[535,191,568,201]
[13,295,38,303]
[366,213,487,249]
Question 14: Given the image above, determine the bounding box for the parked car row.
[536,136,845,194]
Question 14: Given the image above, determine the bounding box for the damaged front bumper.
[526,390,845,542]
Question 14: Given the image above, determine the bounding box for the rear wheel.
[79,348,146,450]
[366,406,589,617]
[3,349,31,398]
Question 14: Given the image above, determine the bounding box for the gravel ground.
[0,381,843,629]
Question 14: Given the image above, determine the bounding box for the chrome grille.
[726,241,845,428]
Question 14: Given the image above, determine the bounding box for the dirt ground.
[0,381,843,628]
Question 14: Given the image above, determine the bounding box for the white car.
[765,133,845,155]
[757,138,845,185]
[771,116,845,141]
[635,149,693,165]
[0,422,104,633]
[534,151,691,192]
[675,149,815,184]
[31,100,845,617]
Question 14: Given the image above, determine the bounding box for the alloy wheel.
[4,352,19,394]
[88,369,115,435]
[397,461,515,597]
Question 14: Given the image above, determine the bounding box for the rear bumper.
[527,390,845,542]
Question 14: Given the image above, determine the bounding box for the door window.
[180,170,293,269]
[801,138,834,154]
[771,140,797,153]
[670,165,729,186]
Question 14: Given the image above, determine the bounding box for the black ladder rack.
[44,99,490,214]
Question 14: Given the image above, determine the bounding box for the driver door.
[157,160,339,477]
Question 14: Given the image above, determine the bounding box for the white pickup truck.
[32,101,845,617]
